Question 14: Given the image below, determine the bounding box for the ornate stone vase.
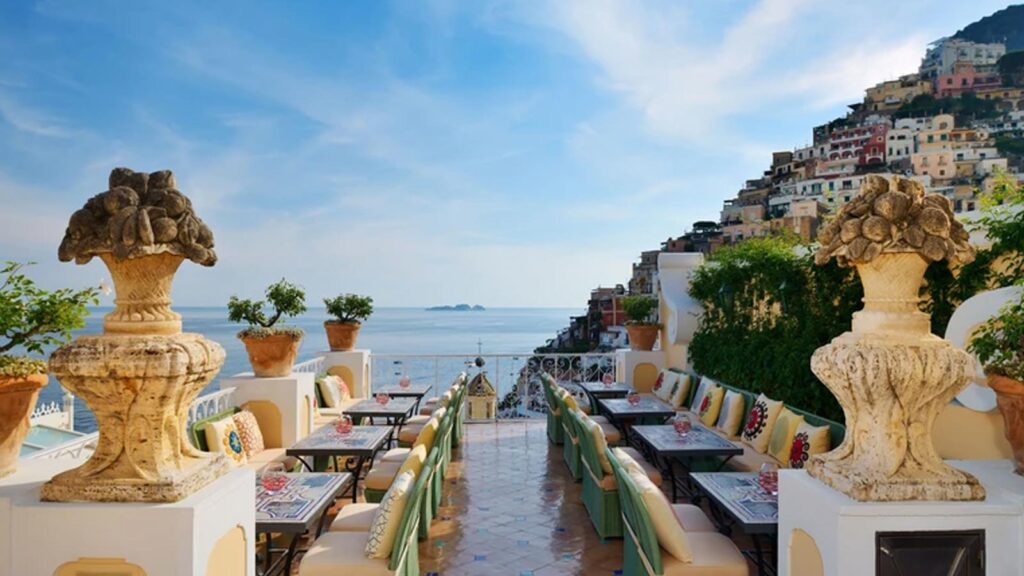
[0,373,48,478]
[987,373,1024,476]
[807,252,984,501]
[46,167,227,501]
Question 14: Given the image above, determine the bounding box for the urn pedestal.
[806,253,984,501]
[42,253,229,502]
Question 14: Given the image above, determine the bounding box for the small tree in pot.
[323,294,373,351]
[0,262,97,477]
[229,279,307,377]
[622,295,660,351]
[968,288,1024,475]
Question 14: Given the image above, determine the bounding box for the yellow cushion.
[563,393,580,412]
[365,470,416,559]
[413,416,441,450]
[203,418,247,466]
[654,370,679,403]
[612,447,663,487]
[741,394,783,454]
[582,417,612,473]
[696,385,725,427]
[397,444,427,478]
[364,462,402,491]
[628,469,692,562]
[788,421,830,469]
[299,532,391,576]
[379,447,410,463]
[714,391,745,438]
[329,503,379,532]
[768,408,804,465]
[668,374,693,409]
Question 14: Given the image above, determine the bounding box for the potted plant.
[0,262,97,477]
[968,289,1024,475]
[228,279,307,377]
[323,293,373,351]
[622,295,660,351]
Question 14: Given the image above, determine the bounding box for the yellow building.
[864,75,933,112]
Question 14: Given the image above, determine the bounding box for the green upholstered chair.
[558,391,583,481]
[300,446,430,576]
[542,374,564,445]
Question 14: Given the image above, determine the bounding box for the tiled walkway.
[420,420,623,576]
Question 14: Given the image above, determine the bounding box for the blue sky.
[0,0,1015,306]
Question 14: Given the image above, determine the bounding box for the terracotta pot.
[0,372,48,478]
[240,333,302,377]
[988,373,1024,476]
[626,325,659,351]
[324,321,361,352]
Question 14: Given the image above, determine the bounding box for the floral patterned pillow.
[788,421,831,469]
[741,394,783,454]
[231,410,265,458]
[203,418,247,466]
[365,470,416,559]
[697,385,725,426]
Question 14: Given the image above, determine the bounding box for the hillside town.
[543,32,1024,353]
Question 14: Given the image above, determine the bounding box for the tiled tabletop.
[599,396,675,419]
[287,425,392,457]
[632,423,744,457]
[690,472,778,534]
[343,397,417,418]
[255,472,351,533]
[373,383,433,397]
[578,381,632,396]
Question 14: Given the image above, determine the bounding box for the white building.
[920,38,1006,79]
[886,128,916,161]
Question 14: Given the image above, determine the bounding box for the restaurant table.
[631,423,743,501]
[691,472,778,575]
[255,472,351,576]
[578,381,632,413]
[286,425,392,501]
[372,383,433,412]
[598,396,676,443]
[343,397,417,427]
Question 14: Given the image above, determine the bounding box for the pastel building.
[920,37,1006,79]
[936,62,1002,98]
[864,74,933,111]
[913,150,956,180]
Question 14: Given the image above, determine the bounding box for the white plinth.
[0,458,85,576]
[779,461,1024,575]
[319,350,371,398]
[4,462,254,576]
[222,373,316,447]
[614,349,665,393]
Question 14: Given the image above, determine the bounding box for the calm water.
[35,307,580,432]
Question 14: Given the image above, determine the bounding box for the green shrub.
[0,261,98,377]
[621,295,658,325]
[324,294,374,324]
[688,237,859,421]
[228,279,307,338]
[968,289,1024,381]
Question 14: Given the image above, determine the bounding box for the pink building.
[826,123,888,166]
[936,62,1002,97]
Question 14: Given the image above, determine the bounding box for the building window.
[968,201,975,211]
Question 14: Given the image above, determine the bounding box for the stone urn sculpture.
[809,174,984,501]
[43,167,229,502]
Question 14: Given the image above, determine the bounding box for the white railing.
[22,432,97,460]
[30,390,74,430]
[371,353,615,418]
[187,387,237,428]
[293,356,325,374]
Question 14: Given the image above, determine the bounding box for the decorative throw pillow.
[336,377,351,401]
[628,469,693,562]
[741,394,784,453]
[689,377,711,411]
[316,376,342,408]
[668,374,692,409]
[413,414,441,450]
[697,385,725,426]
[654,370,678,403]
[789,421,831,469]
[768,408,804,464]
[715,391,745,438]
[231,410,265,457]
[584,417,612,473]
[562,392,581,412]
[204,418,247,466]
[398,444,427,478]
[365,470,416,559]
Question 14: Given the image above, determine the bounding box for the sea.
[35,307,581,433]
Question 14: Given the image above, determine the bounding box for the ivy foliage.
[923,171,1024,334]
[688,237,860,422]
